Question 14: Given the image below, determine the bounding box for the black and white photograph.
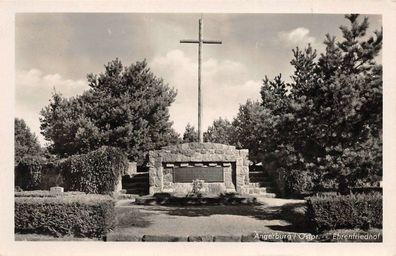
[1,1,396,255]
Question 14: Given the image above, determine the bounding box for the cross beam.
[180,18,222,143]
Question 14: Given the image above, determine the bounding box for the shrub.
[40,160,65,189]
[306,192,382,233]
[284,169,314,196]
[15,155,43,190]
[15,194,115,238]
[61,146,128,194]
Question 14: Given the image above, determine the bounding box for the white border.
[1,1,395,255]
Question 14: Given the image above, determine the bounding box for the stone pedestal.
[114,174,123,193]
[148,143,250,195]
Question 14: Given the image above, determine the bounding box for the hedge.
[306,192,382,233]
[15,194,115,238]
[15,190,85,198]
[60,146,128,194]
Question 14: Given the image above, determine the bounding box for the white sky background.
[15,13,382,146]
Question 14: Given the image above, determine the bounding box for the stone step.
[123,173,149,182]
[248,172,270,178]
[125,188,149,195]
[122,182,150,188]
[247,188,276,198]
[248,180,273,186]
[254,192,276,198]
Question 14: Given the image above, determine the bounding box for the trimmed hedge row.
[15,190,85,198]
[15,194,115,238]
[15,146,128,194]
[306,192,382,233]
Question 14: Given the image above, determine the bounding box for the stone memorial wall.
[148,143,250,195]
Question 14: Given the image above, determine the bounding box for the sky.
[15,13,381,146]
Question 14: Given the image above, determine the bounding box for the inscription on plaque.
[173,167,224,183]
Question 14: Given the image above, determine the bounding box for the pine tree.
[203,117,234,145]
[40,59,179,164]
[182,123,198,143]
[239,14,382,194]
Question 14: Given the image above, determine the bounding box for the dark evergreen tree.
[40,59,179,164]
[203,117,235,145]
[235,14,382,194]
[182,123,198,143]
[14,118,42,165]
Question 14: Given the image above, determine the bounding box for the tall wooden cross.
[180,18,222,143]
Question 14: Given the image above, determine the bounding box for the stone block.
[126,162,137,176]
[163,168,173,174]
[163,174,172,184]
[142,235,188,242]
[165,163,174,167]
[154,177,162,187]
[213,235,241,242]
[222,162,231,167]
[207,183,226,194]
[208,163,217,167]
[50,186,64,194]
[188,235,213,242]
[194,163,204,167]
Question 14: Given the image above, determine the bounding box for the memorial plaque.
[173,167,224,183]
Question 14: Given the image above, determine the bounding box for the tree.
[14,118,42,165]
[40,59,179,164]
[244,14,382,194]
[203,117,235,145]
[231,100,268,162]
[182,123,198,143]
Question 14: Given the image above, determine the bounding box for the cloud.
[277,27,316,48]
[15,69,88,145]
[150,49,261,135]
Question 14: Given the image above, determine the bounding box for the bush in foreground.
[61,146,128,194]
[14,156,43,190]
[306,192,382,233]
[15,194,115,238]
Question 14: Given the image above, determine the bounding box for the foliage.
[232,100,272,163]
[234,14,382,194]
[182,123,198,143]
[15,155,43,190]
[284,169,315,196]
[40,59,179,164]
[191,179,205,195]
[61,146,128,194]
[14,118,42,165]
[203,117,235,145]
[15,194,115,238]
[306,192,382,233]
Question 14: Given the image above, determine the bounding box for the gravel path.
[114,197,305,236]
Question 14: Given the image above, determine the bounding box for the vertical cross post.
[180,18,222,143]
[198,19,202,142]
